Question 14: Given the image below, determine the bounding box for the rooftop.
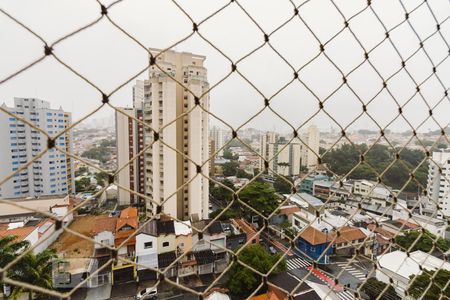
[377,250,450,279]
[174,220,192,236]
[286,193,324,208]
[298,226,330,245]
[0,226,36,241]
[92,216,118,235]
[157,220,175,235]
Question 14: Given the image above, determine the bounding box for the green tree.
[227,244,286,299]
[0,236,57,300]
[322,144,428,192]
[0,235,30,270]
[95,171,110,187]
[9,249,57,300]
[209,207,242,220]
[211,179,235,202]
[222,161,239,176]
[360,277,400,300]
[239,182,279,218]
[75,177,91,193]
[408,269,450,300]
[395,230,450,253]
[223,149,238,160]
[236,169,253,179]
[74,166,89,177]
[273,176,293,194]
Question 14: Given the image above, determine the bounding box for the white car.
[135,287,158,300]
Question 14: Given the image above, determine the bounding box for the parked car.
[269,246,277,254]
[136,287,157,300]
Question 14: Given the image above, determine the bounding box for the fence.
[0,0,449,300]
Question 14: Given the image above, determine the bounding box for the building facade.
[143,48,210,220]
[301,125,320,170]
[267,137,302,177]
[210,125,226,157]
[0,98,74,198]
[115,107,145,207]
[426,151,450,218]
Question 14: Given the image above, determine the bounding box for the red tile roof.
[0,226,36,242]
[333,226,367,244]
[92,216,118,235]
[277,206,300,215]
[298,226,331,245]
[116,207,138,232]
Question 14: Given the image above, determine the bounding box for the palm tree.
[8,249,57,300]
[0,235,30,268]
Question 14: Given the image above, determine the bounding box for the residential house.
[156,219,177,254]
[158,251,177,278]
[313,180,352,201]
[367,224,395,256]
[50,203,74,225]
[331,226,374,257]
[271,205,300,226]
[352,180,392,202]
[232,218,260,244]
[52,258,98,289]
[298,174,330,195]
[194,249,215,275]
[297,226,332,264]
[112,207,138,284]
[92,216,117,257]
[376,250,450,296]
[175,220,193,254]
[34,219,58,254]
[0,226,38,249]
[135,222,158,281]
[381,219,420,235]
[250,272,337,300]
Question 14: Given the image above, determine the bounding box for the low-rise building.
[135,222,158,281]
[376,250,450,296]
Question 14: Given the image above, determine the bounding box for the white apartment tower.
[259,125,320,175]
[143,49,210,221]
[210,126,225,157]
[0,98,74,198]
[259,131,279,171]
[426,151,450,218]
[268,137,302,177]
[302,125,320,170]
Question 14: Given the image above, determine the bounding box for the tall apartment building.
[426,151,450,218]
[143,48,210,221]
[259,131,279,171]
[301,125,320,170]
[115,107,145,207]
[0,98,74,198]
[268,137,302,177]
[259,125,320,175]
[210,125,225,157]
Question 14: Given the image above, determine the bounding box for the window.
[144,241,153,249]
[162,241,169,247]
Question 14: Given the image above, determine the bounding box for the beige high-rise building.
[210,125,226,157]
[259,125,320,176]
[259,131,279,171]
[301,125,320,170]
[143,48,210,221]
[267,137,302,177]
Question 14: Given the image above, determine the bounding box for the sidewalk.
[85,285,112,300]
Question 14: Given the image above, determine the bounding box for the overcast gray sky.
[0,0,449,132]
